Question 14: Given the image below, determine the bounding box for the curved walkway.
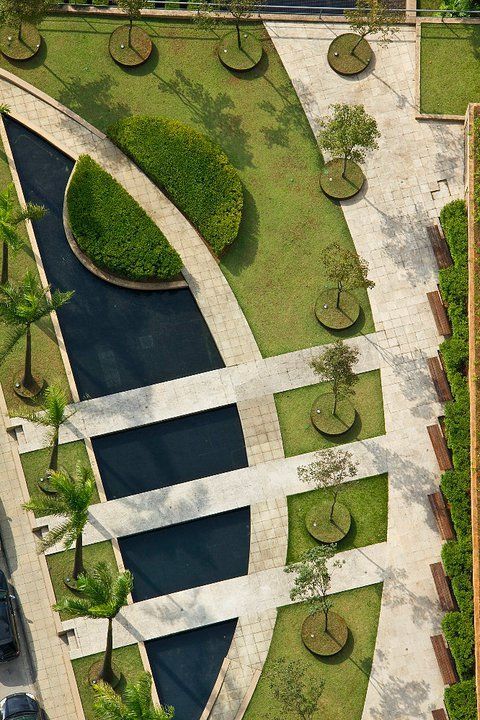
[265,21,464,720]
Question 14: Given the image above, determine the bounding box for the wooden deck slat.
[430,562,456,611]
[432,709,449,720]
[427,356,453,403]
[427,224,453,270]
[427,290,452,337]
[428,491,455,541]
[428,424,453,471]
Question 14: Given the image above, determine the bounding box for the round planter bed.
[315,288,360,330]
[305,498,351,543]
[13,373,44,400]
[218,31,263,71]
[109,25,153,67]
[0,24,41,62]
[311,392,356,436]
[302,610,348,656]
[320,159,365,200]
[328,33,372,76]
[88,660,122,688]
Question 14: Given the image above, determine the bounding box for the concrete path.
[265,22,464,720]
[14,333,380,454]
[37,435,388,550]
[64,542,387,660]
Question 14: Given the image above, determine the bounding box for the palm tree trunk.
[332,390,338,416]
[72,535,85,581]
[336,283,341,309]
[352,31,366,53]
[236,19,241,49]
[342,154,347,179]
[98,618,115,685]
[22,324,35,392]
[128,17,133,47]
[325,606,329,633]
[18,21,23,43]
[49,432,59,472]
[330,488,338,521]
[1,242,8,285]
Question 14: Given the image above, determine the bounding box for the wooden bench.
[427,225,453,270]
[430,562,456,611]
[432,709,449,720]
[427,356,453,403]
[427,291,452,337]
[431,635,458,686]
[428,492,455,541]
[428,424,453,471]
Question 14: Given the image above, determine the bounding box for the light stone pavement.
[14,333,380,455]
[39,436,388,551]
[265,21,464,720]
[63,542,387,659]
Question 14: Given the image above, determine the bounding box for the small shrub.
[107,116,243,256]
[442,610,475,680]
[445,679,477,720]
[67,156,182,281]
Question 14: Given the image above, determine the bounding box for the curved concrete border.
[63,167,188,291]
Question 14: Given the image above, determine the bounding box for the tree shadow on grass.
[221,186,259,274]
[56,74,130,131]
[158,69,253,169]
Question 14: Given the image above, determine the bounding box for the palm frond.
[0,325,25,363]
[38,518,73,552]
[92,681,125,720]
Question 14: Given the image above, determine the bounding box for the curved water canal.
[5,117,250,720]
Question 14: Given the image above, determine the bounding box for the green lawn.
[274,370,385,457]
[287,473,388,563]
[47,541,117,620]
[20,440,97,516]
[0,134,70,416]
[0,14,374,356]
[420,23,480,115]
[244,584,383,720]
[72,644,145,720]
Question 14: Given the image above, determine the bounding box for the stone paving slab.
[265,21,464,719]
[15,334,380,454]
[39,436,388,551]
[63,542,387,660]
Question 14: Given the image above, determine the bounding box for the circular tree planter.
[328,33,372,76]
[302,610,348,656]
[64,576,81,592]
[218,31,263,71]
[88,661,122,689]
[305,498,351,543]
[109,25,153,67]
[311,392,356,436]
[38,473,57,496]
[315,288,360,330]
[13,373,45,400]
[320,159,365,200]
[0,24,41,61]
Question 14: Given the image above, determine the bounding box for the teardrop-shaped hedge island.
[66,155,183,283]
[108,116,243,257]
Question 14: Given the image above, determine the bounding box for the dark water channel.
[5,117,249,719]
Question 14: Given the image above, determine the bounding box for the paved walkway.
[14,333,379,454]
[265,21,464,720]
[63,542,387,659]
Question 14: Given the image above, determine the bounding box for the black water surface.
[119,507,250,600]
[92,405,248,499]
[4,117,223,399]
[146,620,237,720]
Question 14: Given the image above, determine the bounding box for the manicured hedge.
[107,116,243,256]
[67,155,182,282]
[438,199,476,715]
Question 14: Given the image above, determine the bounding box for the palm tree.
[55,562,133,686]
[93,672,174,720]
[24,384,75,492]
[0,271,73,396]
[23,464,95,584]
[0,185,46,285]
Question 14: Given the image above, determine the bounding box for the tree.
[267,657,324,720]
[285,545,343,632]
[0,271,73,396]
[24,384,74,479]
[196,0,260,50]
[318,104,380,179]
[0,0,53,41]
[310,340,359,416]
[345,0,401,51]
[55,562,133,686]
[298,449,358,523]
[117,0,144,46]
[93,672,174,720]
[23,464,95,583]
[322,242,374,309]
[0,184,46,285]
